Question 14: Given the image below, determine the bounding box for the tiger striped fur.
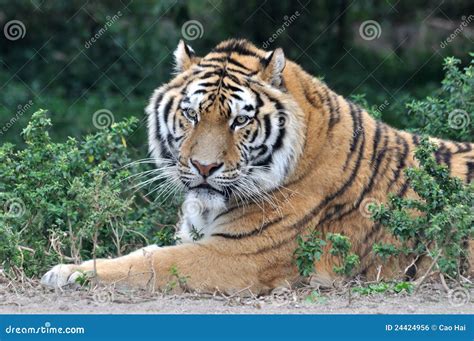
[41,39,473,293]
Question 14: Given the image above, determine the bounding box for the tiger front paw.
[40,264,85,288]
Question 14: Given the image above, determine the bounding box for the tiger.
[41,39,473,293]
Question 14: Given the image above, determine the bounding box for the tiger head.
[146,39,305,211]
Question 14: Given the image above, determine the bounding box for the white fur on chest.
[176,192,227,243]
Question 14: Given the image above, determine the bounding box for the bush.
[405,54,474,141]
[370,55,474,282]
[0,110,179,279]
[372,137,474,279]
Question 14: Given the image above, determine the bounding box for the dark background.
[0,0,473,151]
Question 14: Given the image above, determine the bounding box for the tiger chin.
[41,39,473,294]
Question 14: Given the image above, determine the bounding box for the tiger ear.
[173,40,200,73]
[260,48,286,87]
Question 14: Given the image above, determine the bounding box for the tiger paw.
[40,264,83,288]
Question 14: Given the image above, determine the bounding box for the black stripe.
[343,102,363,170]
[361,223,382,249]
[290,109,366,231]
[183,43,195,57]
[225,73,243,85]
[199,71,222,79]
[252,153,272,168]
[230,93,243,101]
[328,94,341,131]
[239,231,299,256]
[162,96,174,128]
[206,57,227,63]
[223,84,243,93]
[153,92,171,160]
[198,81,220,87]
[321,121,389,226]
[397,178,411,198]
[467,162,474,183]
[212,45,263,61]
[154,92,164,113]
[273,125,286,152]
[387,131,409,191]
[248,129,259,143]
[213,205,241,222]
[261,51,273,68]
[346,121,387,204]
[434,142,452,170]
[258,88,284,110]
[455,142,472,153]
[302,86,318,108]
[227,57,252,71]
[198,62,223,69]
[263,114,272,141]
[212,216,285,239]
[226,67,258,77]
[254,91,264,115]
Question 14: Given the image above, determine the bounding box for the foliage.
[405,55,474,141]
[294,231,361,278]
[164,265,189,293]
[327,233,360,276]
[294,230,326,277]
[0,110,179,278]
[371,137,474,278]
[352,281,414,295]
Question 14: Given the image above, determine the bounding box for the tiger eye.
[235,116,248,125]
[186,109,197,118]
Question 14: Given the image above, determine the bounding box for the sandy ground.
[0,282,472,314]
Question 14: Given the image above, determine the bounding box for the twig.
[376,265,382,282]
[439,272,450,293]
[415,251,442,293]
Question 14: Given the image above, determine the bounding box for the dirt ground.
[0,281,472,314]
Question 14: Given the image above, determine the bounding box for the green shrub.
[294,230,326,277]
[370,55,473,282]
[371,137,474,279]
[405,55,473,141]
[327,233,360,277]
[0,110,179,278]
[352,281,414,295]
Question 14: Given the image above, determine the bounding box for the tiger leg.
[41,242,278,294]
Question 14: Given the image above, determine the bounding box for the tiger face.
[146,40,305,211]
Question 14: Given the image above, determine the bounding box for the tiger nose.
[191,159,223,178]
